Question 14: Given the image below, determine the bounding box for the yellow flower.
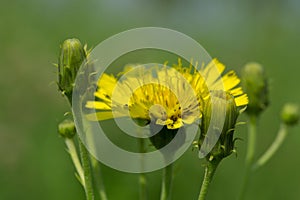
[85,59,248,129]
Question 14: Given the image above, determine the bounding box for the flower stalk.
[160,163,173,200]
[245,115,257,165]
[253,103,299,170]
[198,159,220,200]
[79,139,95,200]
[65,138,85,186]
[238,115,257,200]
[90,157,108,200]
[139,138,147,200]
[253,123,287,170]
[139,172,147,200]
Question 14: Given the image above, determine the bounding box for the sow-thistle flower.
[241,62,269,116]
[85,59,248,150]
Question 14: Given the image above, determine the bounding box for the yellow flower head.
[85,59,248,129]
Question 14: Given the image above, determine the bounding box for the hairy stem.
[198,159,220,200]
[79,139,94,200]
[65,138,85,186]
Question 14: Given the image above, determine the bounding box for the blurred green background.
[1,0,300,199]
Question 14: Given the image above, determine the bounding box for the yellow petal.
[129,103,150,119]
[202,59,225,87]
[222,71,241,91]
[229,87,244,96]
[234,94,249,107]
[94,89,111,103]
[86,101,111,110]
[85,112,114,121]
[97,74,117,91]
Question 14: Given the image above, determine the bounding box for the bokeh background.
[1,0,300,199]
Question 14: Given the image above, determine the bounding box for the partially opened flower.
[199,90,246,161]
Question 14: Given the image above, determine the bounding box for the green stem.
[253,123,288,170]
[139,172,147,200]
[79,139,94,200]
[86,123,107,200]
[198,159,220,200]
[160,163,173,200]
[91,157,108,200]
[238,115,257,200]
[139,138,147,200]
[65,138,85,186]
[245,116,257,165]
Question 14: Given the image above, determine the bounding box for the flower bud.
[58,119,76,138]
[281,103,299,126]
[58,38,86,101]
[241,62,269,116]
[199,91,240,161]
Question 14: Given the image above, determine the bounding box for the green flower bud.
[58,38,86,101]
[58,119,76,138]
[281,103,299,126]
[241,62,269,116]
[199,91,240,161]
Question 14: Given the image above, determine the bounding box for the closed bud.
[58,119,76,138]
[241,62,269,116]
[200,91,240,161]
[58,38,86,101]
[281,103,299,126]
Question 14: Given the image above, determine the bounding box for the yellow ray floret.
[85,59,248,129]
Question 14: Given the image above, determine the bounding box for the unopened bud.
[281,103,299,126]
[58,119,76,138]
[200,91,240,160]
[58,38,86,101]
[241,62,269,116]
